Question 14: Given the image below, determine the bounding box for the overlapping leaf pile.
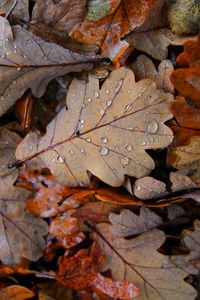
[0,1,199,300]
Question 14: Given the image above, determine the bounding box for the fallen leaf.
[109,208,162,237]
[126,28,193,60]
[92,223,197,300]
[0,0,29,21]
[170,96,200,129]
[170,35,200,108]
[167,0,200,34]
[131,55,174,93]
[90,273,140,300]
[31,0,87,35]
[0,285,34,300]
[16,67,173,187]
[38,282,73,300]
[0,171,48,264]
[70,0,165,60]
[0,16,96,117]
[168,136,200,182]
[171,220,200,275]
[0,128,21,176]
[133,172,196,200]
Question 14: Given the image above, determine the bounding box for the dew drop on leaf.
[121,157,129,165]
[100,147,109,155]
[106,100,112,107]
[147,120,158,134]
[101,137,108,144]
[125,144,132,152]
[106,89,110,94]
[115,80,123,93]
[57,155,64,163]
[100,109,105,115]
[94,91,99,98]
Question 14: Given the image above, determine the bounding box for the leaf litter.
[0,1,199,300]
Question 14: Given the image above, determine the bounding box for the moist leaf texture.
[16,67,173,187]
[92,223,197,300]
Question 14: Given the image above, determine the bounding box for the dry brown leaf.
[0,128,21,176]
[16,67,173,187]
[171,220,200,275]
[131,55,174,93]
[0,171,48,265]
[109,208,162,237]
[31,0,86,35]
[38,282,73,300]
[133,172,196,200]
[92,223,197,300]
[0,16,95,117]
[126,28,196,60]
[0,0,29,21]
[0,285,34,300]
[169,136,200,182]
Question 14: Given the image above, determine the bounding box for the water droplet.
[127,127,133,130]
[106,126,110,130]
[12,80,16,85]
[29,145,33,150]
[69,150,74,154]
[100,109,105,115]
[94,91,99,98]
[100,147,109,156]
[86,138,91,142]
[82,104,86,108]
[147,120,158,134]
[121,157,129,165]
[52,158,56,162]
[125,103,132,112]
[106,89,110,94]
[79,119,85,124]
[115,80,123,93]
[101,137,108,144]
[127,90,131,94]
[80,148,86,155]
[106,100,112,107]
[14,50,17,53]
[87,98,92,103]
[142,141,146,146]
[125,144,132,152]
[150,137,154,142]
[57,155,64,163]
[17,67,21,71]
[136,185,142,191]
[1,96,5,101]
[72,93,76,97]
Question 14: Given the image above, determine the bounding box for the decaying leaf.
[0,16,96,117]
[167,0,200,34]
[109,208,162,237]
[131,55,174,93]
[171,34,200,108]
[31,0,87,35]
[171,220,200,274]
[0,285,34,300]
[126,28,192,60]
[0,171,48,265]
[16,67,173,187]
[38,282,73,300]
[70,0,165,60]
[92,223,197,300]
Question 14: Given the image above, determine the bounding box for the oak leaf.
[131,55,174,93]
[0,285,34,300]
[0,16,95,117]
[0,0,29,21]
[70,0,165,60]
[16,67,173,187]
[126,28,193,60]
[92,223,197,300]
[109,208,162,237]
[0,171,48,264]
[31,0,87,35]
[171,220,200,275]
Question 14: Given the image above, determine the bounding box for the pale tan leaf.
[131,55,174,93]
[16,67,173,187]
[109,208,162,237]
[0,17,95,117]
[126,28,196,60]
[0,171,48,265]
[0,285,34,300]
[92,223,197,300]
[171,220,200,274]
